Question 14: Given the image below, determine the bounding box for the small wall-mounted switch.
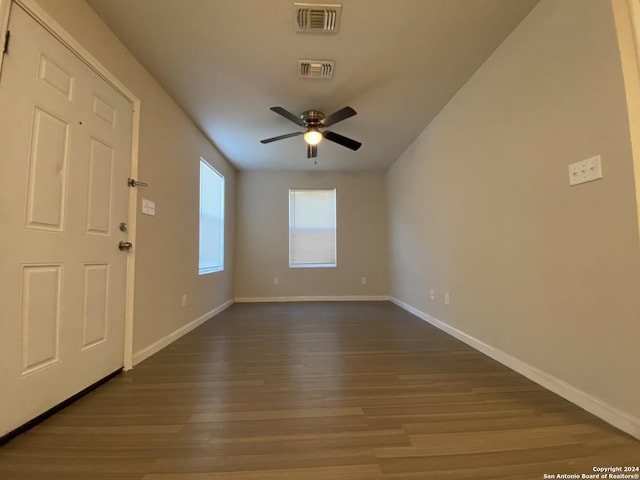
[142,198,156,216]
[181,294,187,307]
[273,277,279,286]
[444,292,450,305]
[361,276,367,285]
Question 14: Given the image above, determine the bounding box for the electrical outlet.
[361,276,367,285]
[181,294,187,307]
[444,292,450,305]
[430,288,435,301]
[569,155,602,186]
[273,277,279,286]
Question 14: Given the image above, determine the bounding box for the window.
[199,159,224,274]
[289,189,337,268]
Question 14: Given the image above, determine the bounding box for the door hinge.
[3,30,10,55]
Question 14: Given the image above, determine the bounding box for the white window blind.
[289,189,337,268]
[199,159,224,274]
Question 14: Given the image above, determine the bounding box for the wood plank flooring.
[1,301,638,479]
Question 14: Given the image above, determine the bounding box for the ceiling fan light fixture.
[303,129,323,145]
[261,106,360,158]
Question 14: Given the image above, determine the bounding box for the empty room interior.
[1,0,640,478]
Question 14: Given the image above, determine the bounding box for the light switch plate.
[142,198,156,216]
[569,155,602,186]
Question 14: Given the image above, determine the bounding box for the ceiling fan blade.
[270,106,305,127]
[323,130,362,151]
[307,144,318,158]
[320,106,357,127]
[260,131,302,144]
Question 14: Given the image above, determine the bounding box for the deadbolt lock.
[118,241,133,251]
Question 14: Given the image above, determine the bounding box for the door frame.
[0,0,9,76]
[0,0,139,370]
[612,0,640,255]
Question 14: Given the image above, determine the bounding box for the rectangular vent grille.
[298,60,335,79]
[294,3,341,33]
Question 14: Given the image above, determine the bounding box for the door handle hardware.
[127,178,148,188]
[118,241,133,251]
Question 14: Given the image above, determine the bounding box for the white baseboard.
[235,295,390,303]
[132,299,234,366]
[390,297,640,441]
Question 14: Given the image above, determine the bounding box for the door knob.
[118,241,133,251]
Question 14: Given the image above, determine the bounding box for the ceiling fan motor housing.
[301,109,325,128]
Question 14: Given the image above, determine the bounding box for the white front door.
[0,4,133,435]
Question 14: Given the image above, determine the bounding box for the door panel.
[25,106,70,231]
[0,4,132,435]
[20,265,62,374]
[86,138,114,235]
[81,263,109,350]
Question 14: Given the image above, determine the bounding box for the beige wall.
[235,171,389,299]
[388,0,640,422]
[33,0,236,355]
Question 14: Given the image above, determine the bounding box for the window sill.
[289,263,337,268]
[199,266,224,275]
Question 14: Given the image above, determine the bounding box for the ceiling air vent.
[294,3,341,33]
[298,60,335,79]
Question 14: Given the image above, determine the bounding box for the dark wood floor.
[1,301,638,479]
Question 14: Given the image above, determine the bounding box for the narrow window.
[289,188,337,268]
[199,159,224,274]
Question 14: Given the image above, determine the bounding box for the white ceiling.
[87,0,539,172]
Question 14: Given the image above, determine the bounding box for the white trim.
[123,103,140,370]
[235,295,390,303]
[13,0,141,371]
[132,300,234,366]
[0,0,11,76]
[626,0,640,62]
[623,0,640,272]
[390,297,640,440]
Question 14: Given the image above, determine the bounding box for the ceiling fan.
[260,106,362,159]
